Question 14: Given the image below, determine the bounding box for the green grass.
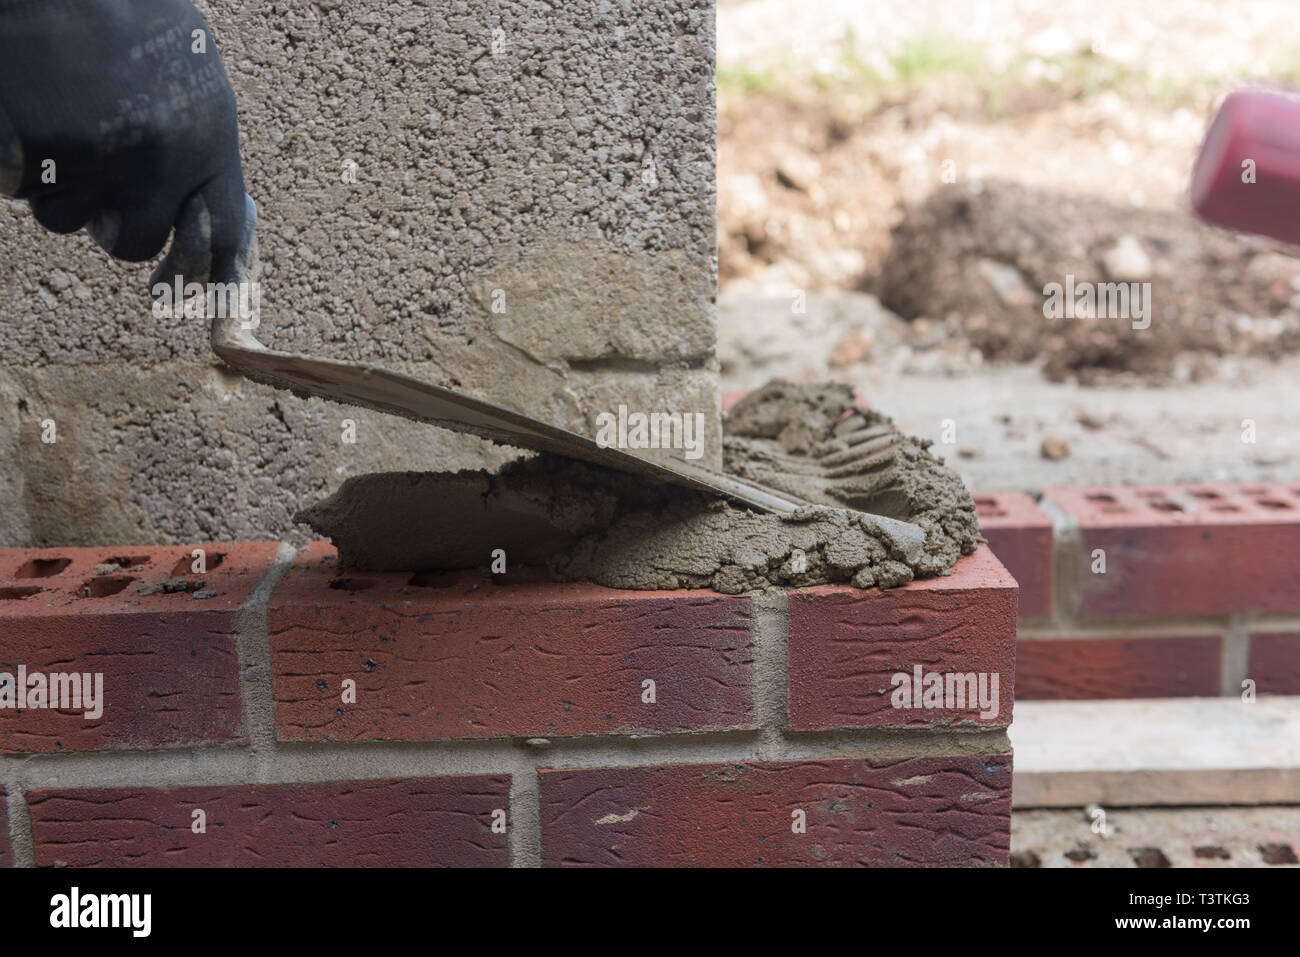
[716,63,785,99]
[891,34,985,82]
[716,31,1233,120]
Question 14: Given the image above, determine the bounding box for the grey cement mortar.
[0,0,720,546]
[298,381,982,592]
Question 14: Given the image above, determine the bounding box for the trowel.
[208,204,926,555]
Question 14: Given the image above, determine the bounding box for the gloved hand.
[0,0,253,290]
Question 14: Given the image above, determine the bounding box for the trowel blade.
[209,317,927,552]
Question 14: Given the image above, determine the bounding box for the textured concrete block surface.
[0,0,719,547]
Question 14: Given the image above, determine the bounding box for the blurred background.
[716,0,1300,868]
[716,0,1300,492]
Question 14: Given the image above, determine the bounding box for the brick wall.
[0,542,1015,867]
[976,483,1300,700]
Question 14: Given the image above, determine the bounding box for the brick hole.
[81,576,135,598]
[1009,851,1041,868]
[1259,843,1298,865]
[1256,499,1291,510]
[1148,501,1184,512]
[973,496,1008,518]
[1194,845,1230,860]
[170,551,226,576]
[0,585,44,600]
[1085,493,1118,503]
[146,579,207,595]
[100,554,150,570]
[407,571,458,588]
[1189,490,1221,500]
[1128,847,1172,868]
[329,577,378,591]
[1063,843,1096,862]
[14,557,71,579]
[1210,504,1241,512]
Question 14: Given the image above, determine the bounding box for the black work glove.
[0,0,253,289]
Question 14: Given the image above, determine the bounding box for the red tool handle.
[1191,90,1300,244]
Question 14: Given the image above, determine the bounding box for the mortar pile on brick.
[976,483,1300,700]
[0,541,1017,867]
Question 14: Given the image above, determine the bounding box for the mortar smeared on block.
[297,381,981,594]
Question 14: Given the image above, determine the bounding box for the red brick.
[540,753,1012,867]
[0,788,10,867]
[1016,635,1221,699]
[1047,484,1300,619]
[27,776,509,867]
[269,544,754,741]
[787,545,1016,730]
[1249,633,1300,694]
[974,490,1053,619]
[0,542,280,753]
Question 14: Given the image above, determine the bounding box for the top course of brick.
[1048,483,1300,619]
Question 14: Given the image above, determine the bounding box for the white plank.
[1011,696,1300,807]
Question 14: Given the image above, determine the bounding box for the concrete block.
[0,0,720,546]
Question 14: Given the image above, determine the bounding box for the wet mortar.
[296,381,982,594]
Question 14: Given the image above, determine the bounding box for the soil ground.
[721,291,1300,491]
[716,0,1300,488]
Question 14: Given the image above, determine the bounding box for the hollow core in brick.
[15,557,72,578]
[0,585,44,600]
[82,576,135,598]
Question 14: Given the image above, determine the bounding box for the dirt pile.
[873,181,1300,384]
[297,381,981,593]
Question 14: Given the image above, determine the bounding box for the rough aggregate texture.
[874,180,1300,384]
[0,0,719,545]
[299,380,982,593]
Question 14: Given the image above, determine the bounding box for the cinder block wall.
[0,543,1016,867]
[0,0,720,548]
[977,483,1300,699]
